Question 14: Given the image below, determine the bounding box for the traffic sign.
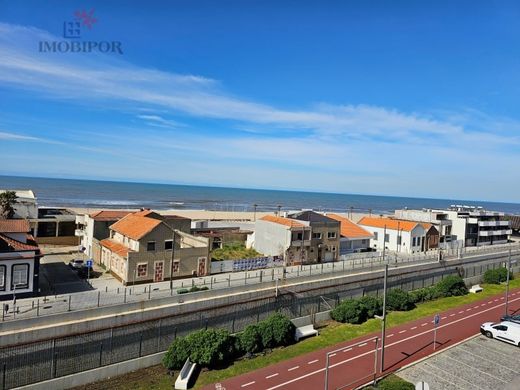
[86,259,93,267]
[434,314,440,326]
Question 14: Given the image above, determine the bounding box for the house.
[0,190,38,219]
[99,210,209,285]
[358,217,439,254]
[288,211,341,262]
[254,215,312,265]
[75,210,130,264]
[326,213,373,255]
[31,207,77,245]
[0,219,41,299]
[443,206,511,247]
[394,209,456,248]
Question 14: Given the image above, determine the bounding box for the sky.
[1,1,520,202]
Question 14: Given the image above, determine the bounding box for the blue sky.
[1,1,520,202]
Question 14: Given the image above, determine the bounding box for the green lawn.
[194,278,520,388]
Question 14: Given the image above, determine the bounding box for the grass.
[76,277,520,390]
[211,242,263,261]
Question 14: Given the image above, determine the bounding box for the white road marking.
[488,301,493,304]
[266,294,520,390]
[358,342,367,347]
[387,334,394,338]
[441,316,447,320]
[480,304,486,307]
[242,381,256,387]
[421,323,428,326]
[343,347,352,352]
[459,311,464,314]
[411,326,417,330]
[308,360,318,365]
[288,366,299,371]
[329,353,336,357]
[466,308,472,311]
[399,330,406,334]
[450,314,455,317]
[266,373,279,379]
[474,306,480,309]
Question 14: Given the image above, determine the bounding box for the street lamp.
[375,225,388,373]
[505,247,517,316]
[169,229,177,291]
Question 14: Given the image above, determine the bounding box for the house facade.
[358,217,439,254]
[326,213,373,255]
[394,209,455,248]
[0,190,38,219]
[99,210,209,285]
[0,219,40,299]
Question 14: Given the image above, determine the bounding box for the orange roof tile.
[260,215,306,228]
[0,219,30,233]
[0,233,39,251]
[90,210,131,221]
[100,238,133,257]
[327,214,374,239]
[358,217,421,232]
[110,212,162,240]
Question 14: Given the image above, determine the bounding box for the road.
[205,287,520,390]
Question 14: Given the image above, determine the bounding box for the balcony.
[479,229,512,237]
[291,240,311,247]
[478,220,510,227]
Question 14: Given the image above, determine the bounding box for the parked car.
[480,321,520,346]
[501,314,520,324]
[68,259,84,269]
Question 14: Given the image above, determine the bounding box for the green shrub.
[239,324,263,354]
[177,288,189,294]
[330,299,367,324]
[358,295,383,318]
[162,336,191,370]
[258,319,276,348]
[187,328,235,368]
[267,312,295,347]
[435,275,468,296]
[386,289,415,311]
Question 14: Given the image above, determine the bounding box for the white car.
[480,321,520,347]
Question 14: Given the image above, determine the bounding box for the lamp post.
[277,204,282,216]
[169,229,176,291]
[375,225,388,373]
[505,247,517,316]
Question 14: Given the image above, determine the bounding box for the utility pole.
[505,247,512,316]
[380,225,388,373]
[169,229,176,291]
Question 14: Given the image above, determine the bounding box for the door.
[197,257,207,276]
[154,261,164,282]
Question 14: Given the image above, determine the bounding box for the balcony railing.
[479,229,512,237]
[478,220,510,227]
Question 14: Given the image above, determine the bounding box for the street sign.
[433,314,440,350]
[434,314,440,326]
[415,381,430,390]
[86,259,93,267]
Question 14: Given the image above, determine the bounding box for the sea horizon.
[1,175,520,215]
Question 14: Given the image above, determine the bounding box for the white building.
[0,190,38,219]
[325,213,373,255]
[0,219,40,299]
[358,217,439,254]
[394,209,456,248]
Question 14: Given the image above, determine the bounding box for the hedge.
[435,275,468,296]
[386,289,415,311]
[483,267,513,284]
[331,299,368,324]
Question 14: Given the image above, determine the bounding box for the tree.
[386,289,415,311]
[186,328,235,368]
[435,275,468,296]
[0,191,17,219]
[331,299,368,324]
[239,324,263,354]
[267,312,295,347]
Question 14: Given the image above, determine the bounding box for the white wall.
[254,220,290,257]
[0,252,35,296]
[360,225,426,254]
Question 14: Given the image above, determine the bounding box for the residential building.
[31,207,77,245]
[443,206,511,246]
[394,209,455,248]
[358,216,439,254]
[99,210,209,285]
[75,210,130,264]
[0,219,40,299]
[326,213,373,255]
[254,215,312,265]
[288,211,341,262]
[0,190,38,219]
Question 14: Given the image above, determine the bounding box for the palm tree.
[0,191,17,219]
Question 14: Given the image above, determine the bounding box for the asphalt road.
[205,288,520,390]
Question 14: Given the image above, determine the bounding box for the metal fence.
[0,252,518,390]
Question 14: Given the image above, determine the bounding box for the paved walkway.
[203,288,520,390]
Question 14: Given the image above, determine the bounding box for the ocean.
[1,175,520,214]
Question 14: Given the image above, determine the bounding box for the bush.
[358,295,383,318]
[386,289,415,311]
[239,324,263,354]
[258,319,276,348]
[331,299,367,324]
[483,267,513,284]
[177,288,188,294]
[435,275,468,296]
[187,328,235,368]
[267,312,295,347]
[162,336,191,370]
[409,287,439,303]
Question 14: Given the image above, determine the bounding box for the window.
[0,265,5,291]
[147,241,156,251]
[327,232,336,239]
[361,239,367,245]
[172,261,180,273]
[137,263,147,277]
[296,232,303,240]
[384,234,389,242]
[164,240,173,250]
[312,232,322,239]
[397,236,401,245]
[12,264,29,289]
[374,232,378,240]
[331,246,336,252]
[412,237,416,246]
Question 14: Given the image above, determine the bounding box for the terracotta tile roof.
[0,219,30,233]
[327,214,374,239]
[109,212,163,240]
[0,233,39,251]
[90,210,131,221]
[358,217,421,232]
[260,215,306,228]
[100,238,133,257]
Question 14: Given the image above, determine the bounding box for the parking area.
[397,335,520,390]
